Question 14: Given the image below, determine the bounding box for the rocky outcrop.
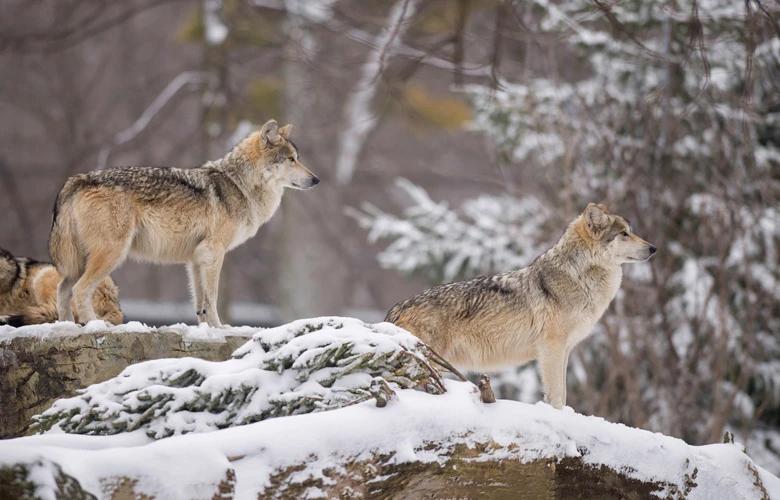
[0,442,670,500]
[0,329,250,438]
[1,439,763,500]
[1,322,777,499]
[0,459,96,500]
[263,443,675,500]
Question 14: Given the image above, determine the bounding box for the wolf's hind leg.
[72,245,128,323]
[538,340,567,409]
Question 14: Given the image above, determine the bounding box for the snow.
[283,0,337,24]
[351,178,548,282]
[0,320,258,344]
[2,380,777,499]
[203,0,228,45]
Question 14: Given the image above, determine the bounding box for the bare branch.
[334,0,420,185]
[96,71,210,169]
[251,0,492,78]
[0,0,190,54]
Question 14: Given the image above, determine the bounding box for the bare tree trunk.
[200,0,232,324]
[333,0,419,185]
[277,1,329,321]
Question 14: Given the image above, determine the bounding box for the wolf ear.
[260,119,282,147]
[584,203,610,238]
[279,124,293,140]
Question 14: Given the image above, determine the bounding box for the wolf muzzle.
[295,175,320,189]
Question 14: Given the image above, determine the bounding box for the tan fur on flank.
[386,203,656,409]
[49,119,318,326]
[0,248,121,326]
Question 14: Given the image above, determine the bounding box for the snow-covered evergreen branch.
[350,178,549,282]
[33,318,447,439]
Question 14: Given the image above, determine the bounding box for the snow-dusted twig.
[252,0,490,78]
[349,178,547,282]
[478,374,497,404]
[334,0,419,184]
[203,0,228,45]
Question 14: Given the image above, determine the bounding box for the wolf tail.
[49,181,84,280]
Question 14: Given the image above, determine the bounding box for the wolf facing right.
[49,119,318,327]
[386,203,656,409]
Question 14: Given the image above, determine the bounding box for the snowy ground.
[2,380,778,499]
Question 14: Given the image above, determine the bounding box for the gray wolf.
[386,203,656,409]
[0,247,122,326]
[50,120,318,327]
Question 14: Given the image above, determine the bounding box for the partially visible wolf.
[50,119,318,327]
[0,247,122,326]
[386,203,656,409]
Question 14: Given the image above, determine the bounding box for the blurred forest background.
[1,0,778,474]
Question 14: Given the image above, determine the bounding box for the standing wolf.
[386,203,656,409]
[0,247,122,326]
[50,120,318,327]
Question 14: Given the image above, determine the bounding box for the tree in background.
[355,0,780,473]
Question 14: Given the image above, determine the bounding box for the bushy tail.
[49,184,83,280]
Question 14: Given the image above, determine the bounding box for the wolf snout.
[292,175,320,189]
[302,175,320,189]
[649,245,657,255]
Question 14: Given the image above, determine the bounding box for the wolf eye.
[288,156,295,162]
[620,231,629,237]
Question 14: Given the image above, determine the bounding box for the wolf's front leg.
[562,349,572,406]
[538,341,567,409]
[187,262,206,324]
[193,244,225,327]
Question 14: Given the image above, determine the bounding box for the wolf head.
[578,203,656,264]
[0,248,19,294]
[238,119,320,190]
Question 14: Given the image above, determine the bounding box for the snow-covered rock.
[1,317,778,499]
[0,322,254,439]
[1,380,778,499]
